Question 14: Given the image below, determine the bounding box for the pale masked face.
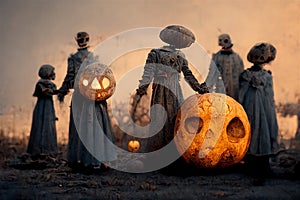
[218,34,232,49]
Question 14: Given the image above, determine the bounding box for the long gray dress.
[136,46,206,152]
[27,79,58,155]
[239,65,279,155]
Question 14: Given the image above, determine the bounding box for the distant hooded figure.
[207,34,244,101]
[239,42,279,184]
[58,32,116,170]
[27,64,58,156]
[133,25,209,153]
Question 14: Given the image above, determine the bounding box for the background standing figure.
[58,32,114,171]
[27,64,58,156]
[133,25,209,153]
[239,42,279,184]
[207,34,244,101]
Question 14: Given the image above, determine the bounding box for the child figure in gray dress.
[27,64,58,156]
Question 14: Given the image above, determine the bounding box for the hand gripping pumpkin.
[174,93,250,168]
[77,62,116,101]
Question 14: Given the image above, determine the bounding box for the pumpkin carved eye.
[82,79,89,86]
[185,116,203,134]
[226,117,245,139]
[101,77,110,89]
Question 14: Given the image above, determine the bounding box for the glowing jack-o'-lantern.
[174,93,250,168]
[78,63,116,101]
[128,140,140,153]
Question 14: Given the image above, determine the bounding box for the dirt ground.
[1,137,300,200]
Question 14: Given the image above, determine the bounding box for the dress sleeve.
[205,55,220,92]
[33,82,57,97]
[237,55,244,75]
[181,58,204,93]
[136,50,157,95]
[264,73,275,105]
[59,56,76,92]
[238,71,250,104]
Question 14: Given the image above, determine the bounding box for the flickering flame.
[91,78,101,89]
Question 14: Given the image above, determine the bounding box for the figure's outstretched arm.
[136,50,157,96]
[57,57,75,102]
[182,58,209,94]
[131,50,157,120]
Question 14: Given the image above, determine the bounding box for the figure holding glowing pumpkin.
[133,25,209,153]
[58,32,116,171]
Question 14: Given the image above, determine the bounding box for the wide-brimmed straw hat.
[247,42,276,64]
[159,25,195,49]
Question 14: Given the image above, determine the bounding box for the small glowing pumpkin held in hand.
[78,63,116,101]
[174,93,251,168]
[128,140,140,153]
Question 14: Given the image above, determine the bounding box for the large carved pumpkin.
[78,63,116,101]
[174,93,250,168]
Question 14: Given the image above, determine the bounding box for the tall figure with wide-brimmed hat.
[239,42,279,185]
[133,25,209,153]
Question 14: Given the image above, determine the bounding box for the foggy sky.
[0,0,299,109]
